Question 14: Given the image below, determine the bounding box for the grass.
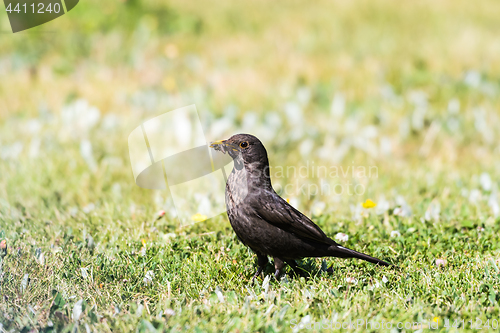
[1,0,500,331]
[1,208,499,331]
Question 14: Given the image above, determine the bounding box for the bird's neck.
[226,157,273,211]
[232,156,273,191]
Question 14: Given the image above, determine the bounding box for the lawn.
[1,0,500,332]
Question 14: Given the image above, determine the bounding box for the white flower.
[394,196,412,217]
[82,203,95,214]
[379,137,393,156]
[296,87,311,105]
[0,142,23,160]
[425,201,440,222]
[101,114,119,130]
[209,117,234,139]
[143,270,155,284]
[436,259,446,267]
[488,195,500,217]
[80,140,97,172]
[376,196,390,215]
[29,138,41,158]
[393,207,403,216]
[311,201,326,216]
[335,233,349,242]
[448,99,460,114]
[382,276,388,283]
[264,112,282,130]
[299,139,314,157]
[480,173,492,192]
[345,277,358,284]
[284,102,303,125]
[469,189,482,203]
[215,286,225,303]
[408,90,428,108]
[61,99,100,138]
[242,112,258,131]
[390,230,401,238]
[331,92,345,117]
[464,70,481,87]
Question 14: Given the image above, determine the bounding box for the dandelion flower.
[191,213,207,222]
[362,199,377,209]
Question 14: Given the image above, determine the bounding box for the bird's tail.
[329,245,392,266]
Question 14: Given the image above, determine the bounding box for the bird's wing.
[252,191,334,244]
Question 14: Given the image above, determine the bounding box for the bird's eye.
[239,141,249,149]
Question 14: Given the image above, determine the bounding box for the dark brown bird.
[210,134,392,283]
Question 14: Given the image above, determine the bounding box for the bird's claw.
[251,275,258,286]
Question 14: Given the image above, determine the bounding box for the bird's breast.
[225,166,249,211]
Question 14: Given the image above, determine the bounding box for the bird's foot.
[251,268,263,286]
[251,253,269,285]
[273,257,286,281]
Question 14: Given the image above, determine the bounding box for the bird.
[210,133,392,283]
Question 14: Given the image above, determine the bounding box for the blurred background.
[1,0,500,237]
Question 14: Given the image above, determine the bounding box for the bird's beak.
[210,139,227,148]
[210,139,239,155]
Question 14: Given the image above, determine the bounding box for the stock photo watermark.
[290,317,500,331]
[290,317,440,331]
[128,105,378,225]
[270,162,378,197]
[3,0,79,33]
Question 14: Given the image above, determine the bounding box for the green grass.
[1,0,500,331]
[1,208,499,332]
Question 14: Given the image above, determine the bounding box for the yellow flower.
[192,213,208,222]
[141,239,146,246]
[433,317,439,324]
[162,77,176,91]
[362,199,377,209]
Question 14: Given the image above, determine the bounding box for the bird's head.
[210,133,269,170]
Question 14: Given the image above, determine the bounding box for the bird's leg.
[251,253,268,285]
[286,260,307,277]
[273,257,286,280]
